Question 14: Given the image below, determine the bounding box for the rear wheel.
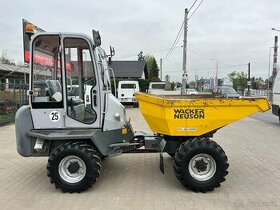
[47,141,101,193]
[173,138,229,192]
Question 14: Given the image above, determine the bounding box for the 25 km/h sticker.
[49,111,60,122]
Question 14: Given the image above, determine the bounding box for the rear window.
[151,84,165,89]
[121,84,136,89]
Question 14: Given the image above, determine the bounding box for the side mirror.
[92,30,101,46]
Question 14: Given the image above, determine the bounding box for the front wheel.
[47,141,101,193]
[173,138,229,192]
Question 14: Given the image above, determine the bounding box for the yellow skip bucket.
[135,93,270,136]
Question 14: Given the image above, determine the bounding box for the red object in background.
[25,50,72,71]
[24,50,30,63]
[23,19,45,63]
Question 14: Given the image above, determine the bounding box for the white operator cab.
[117,80,139,107]
[24,32,130,133]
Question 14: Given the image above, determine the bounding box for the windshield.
[151,83,165,89]
[220,86,238,94]
[31,35,63,107]
[121,84,136,89]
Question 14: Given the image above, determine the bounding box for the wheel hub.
[194,159,208,172]
[68,161,80,174]
[188,153,217,181]
[58,155,86,183]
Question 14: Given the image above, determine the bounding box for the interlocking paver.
[0,108,279,210]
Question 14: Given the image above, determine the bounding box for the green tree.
[0,50,16,65]
[251,77,264,89]
[228,71,247,91]
[145,54,160,81]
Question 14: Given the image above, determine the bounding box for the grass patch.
[0,113,15,126]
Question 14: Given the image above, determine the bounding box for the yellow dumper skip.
[135,93,270,136]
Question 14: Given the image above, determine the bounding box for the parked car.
[213,86,240,98]
[186,88,198,95]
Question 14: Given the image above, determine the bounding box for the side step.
[108,142,140,148]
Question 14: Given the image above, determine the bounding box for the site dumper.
[135,93,270,191]
[15,23,270,193]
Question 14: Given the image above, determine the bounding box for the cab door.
[62,36,101,128]
[30,34,65,129]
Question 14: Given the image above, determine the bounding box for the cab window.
[31,35,63,108]
[64,38,97,124]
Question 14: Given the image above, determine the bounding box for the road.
[0,108,279,210]
[250,110,279,125]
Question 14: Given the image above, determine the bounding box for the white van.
[117,81,139,106]
[148,82,180,95]
[272,72,280,121]
[148,82,166,94]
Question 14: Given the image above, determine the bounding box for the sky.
[0,0,280,82]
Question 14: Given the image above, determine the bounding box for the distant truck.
[117,81,139,107]
[272,71,280,122]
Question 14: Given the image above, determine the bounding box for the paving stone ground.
[0,108,279,210]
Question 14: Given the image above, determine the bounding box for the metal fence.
[0,82,28,114]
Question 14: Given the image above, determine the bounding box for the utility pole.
[272,36,278,86]
[160,58,162,81]
[267,47,272,100]
[215,59,219,87]
[181,8,188,95]
[247,62,251,96]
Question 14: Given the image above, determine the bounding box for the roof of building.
[0,60,149,80]
[0,63,29,79]
[109,60,148,79]
[0,63,50,79]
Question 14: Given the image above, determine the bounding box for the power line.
[188,0,205,20]
[116,1,203,62]
[164,63,248,73]
[114,46,182,60]
[163,21,184,61]
[219,64,248,68]
[189,48,211,60]
[189,0,199,12]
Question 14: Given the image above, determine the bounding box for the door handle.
[93,90,97,106]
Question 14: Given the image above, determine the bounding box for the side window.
[32,35,63,108]
[64,38,97,124]
[96,48,111,90]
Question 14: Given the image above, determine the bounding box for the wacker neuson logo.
[174,109,205,119]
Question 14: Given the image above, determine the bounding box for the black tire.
[47,141,101,193]
[173,138,229,192]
